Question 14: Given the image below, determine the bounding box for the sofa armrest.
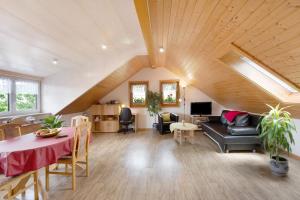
[208,116,220,123]
[227,126,258,136]
[170,113,179,122]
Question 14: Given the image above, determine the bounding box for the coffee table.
[170,122,198,144]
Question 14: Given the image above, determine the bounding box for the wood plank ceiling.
[58,55,149,114]
[135,0,300,117]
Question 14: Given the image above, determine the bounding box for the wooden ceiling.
[58,55,149,114]
[135,0,300,117]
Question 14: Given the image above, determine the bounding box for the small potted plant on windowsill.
[146,90,161,129]
[258,104,296,176]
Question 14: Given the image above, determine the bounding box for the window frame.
[0,76,41,116]
[128,81,149,108]
[160,80,180,107]
[0,78,11,115]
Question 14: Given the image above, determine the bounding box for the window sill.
[0,112,51,122]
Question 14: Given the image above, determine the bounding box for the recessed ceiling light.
[101,44,107,50]
[159,47,164,53]
[52,59,58,65]
[187,73,193,80]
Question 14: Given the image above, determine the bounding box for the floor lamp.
[182,86,186,122]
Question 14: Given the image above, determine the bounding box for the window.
[240,56,298,93]
[16,81,39,112]
[129,81,148,107]
[220,47,300,103]
[0,76,40,115]
[0,78,11,113]
[160,80,180,106]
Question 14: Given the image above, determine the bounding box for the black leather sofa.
[202,110,261,153]
[157,112,179,134]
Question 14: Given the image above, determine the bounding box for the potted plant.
[146,90,161,128]
[258,104,296,176]
[42,115,64,129]
[35,115,64,137]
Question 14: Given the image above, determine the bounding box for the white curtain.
[0,77,11,94]
[162,83,177,98]
[132,84,146,99]
[16,80,39,95]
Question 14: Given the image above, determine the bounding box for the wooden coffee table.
[170,122,198,144]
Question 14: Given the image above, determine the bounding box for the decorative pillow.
[224,111,246,123]
[220,110,229,125]
[235,114,250,127]
[161,113,171,122]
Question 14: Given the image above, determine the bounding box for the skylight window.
[220,48,300,103]
[240,56,298,93]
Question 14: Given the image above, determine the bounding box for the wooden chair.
[0,129,4,141]
[0,171,39,200]
[71,115,89,127]
[45,122,92,191]
[0,123,22,139]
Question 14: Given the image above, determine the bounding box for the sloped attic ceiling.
[135,0,300,117]
[0,0,147,114]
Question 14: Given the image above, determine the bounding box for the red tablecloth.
[0,127,74,177]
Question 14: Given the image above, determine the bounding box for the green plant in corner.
[146,90,161,125]
[258,104,296,176]
[42,115,64,129]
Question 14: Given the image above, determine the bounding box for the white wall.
[100,67,225,128]
[292,119,300,156]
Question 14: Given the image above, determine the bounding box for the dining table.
[0,127,75,199]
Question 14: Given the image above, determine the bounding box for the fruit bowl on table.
[35,128,61,138]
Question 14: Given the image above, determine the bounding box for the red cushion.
[224,111,247,122]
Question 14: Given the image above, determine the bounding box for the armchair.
[157,112,179,134]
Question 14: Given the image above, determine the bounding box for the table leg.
[179,130,182,145]
[33,171,39,200]
[190,130,194,144]
[38,178,48,200]
[173,129,177,140]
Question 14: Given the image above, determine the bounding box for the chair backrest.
[72,122,92,161]
[0,123,22,139]
[0,129,4,141]
[71,116,89,127]
[120,107,132,122]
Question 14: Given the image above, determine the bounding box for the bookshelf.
[87,104,120,133]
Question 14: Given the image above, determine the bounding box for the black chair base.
[118,126,134,134]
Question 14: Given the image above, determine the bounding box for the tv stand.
[190,115,209,131]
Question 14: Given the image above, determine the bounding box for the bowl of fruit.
[35,128,61,138]
[35,115,64,138]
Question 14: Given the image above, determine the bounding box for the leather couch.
[202,110,261,152]
[157,112,179,134]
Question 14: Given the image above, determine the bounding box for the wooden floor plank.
[2,130,300,200]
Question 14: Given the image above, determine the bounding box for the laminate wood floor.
[7,130,300,200]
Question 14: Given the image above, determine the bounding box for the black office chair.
[119,107,133,134]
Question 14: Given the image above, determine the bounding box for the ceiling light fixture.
[52,59,58,65]
[101,44,107,50]
[159,47,164,53]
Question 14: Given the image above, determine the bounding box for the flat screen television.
[190,102,212,115]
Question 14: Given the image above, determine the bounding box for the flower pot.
[269,156,289,176]
[152,123,158,129]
